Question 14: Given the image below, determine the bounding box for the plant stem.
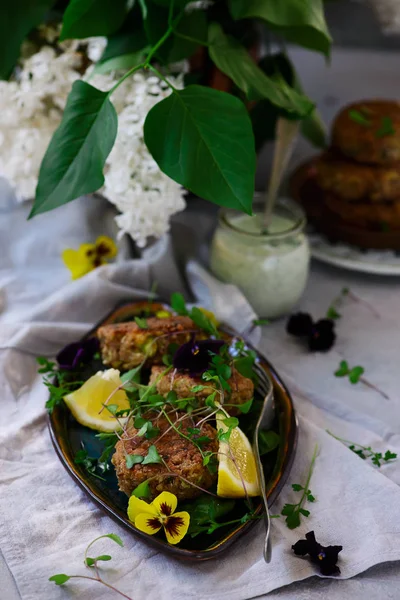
[359,377,390,400]
[296,443,318,510]
[68,575,134,600]
[148,64,177,91]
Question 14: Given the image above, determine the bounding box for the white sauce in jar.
[210,208,310,319]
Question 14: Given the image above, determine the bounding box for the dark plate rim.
[48,301,298,561]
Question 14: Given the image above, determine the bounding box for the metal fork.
[252,363,275,563]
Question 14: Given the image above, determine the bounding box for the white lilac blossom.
[0,32,186,247]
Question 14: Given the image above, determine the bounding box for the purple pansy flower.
[56,337,99,370]
[173,339,225,375]
[292,531,343,576]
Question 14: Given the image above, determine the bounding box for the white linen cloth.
[1,182,400,600]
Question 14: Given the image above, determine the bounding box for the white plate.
[309,233,400,276]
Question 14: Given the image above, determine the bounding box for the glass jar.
[210,198,310,319]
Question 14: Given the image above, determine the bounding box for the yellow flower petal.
[164,511,190,545]
[127,496,157,522]
[151,492,177,517]
[135,513,162,536]
[155,310,172,319]
[95,236,118,259]
[62,248,94,280]
[198,308,219,327]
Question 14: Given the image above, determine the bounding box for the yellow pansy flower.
[62,236,118,280]
[128,491,190,545]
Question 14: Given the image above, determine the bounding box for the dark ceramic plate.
[48,301,298,561]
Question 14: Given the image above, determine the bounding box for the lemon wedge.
[216,412,260,498]
[64,369,130,432]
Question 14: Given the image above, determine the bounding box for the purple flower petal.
[57,337,99,370]
[173,339,225,375]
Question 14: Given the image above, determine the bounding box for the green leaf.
[208,23,313,117]
[258,430,281,455]
[135,316,148,329]
[144,85,255,214]
[30,81,117,218]
[291,483,303,492]
[299,508,310,517]
[222,417,239,428]
[228,0,332,57]
[326,306,341,320]
[334,360,349,377]
[142,445,162,465]
[281,503,295,516]
[93,50,148,75]
[95,554,112,562]
[121,365,142,386]
[85,557,95,567]
[234,356,255,380]
[105,403,119,416]
[285,511,301,529]
[0,0,56,80]
[99,8,148,64]
[104,533,124,547]
[60,0,128,40]
[349,109,371,127]
[138,0,148,20]
[170,292,188,315]
[252,319,270,326]
[349,366,364,384]
[132,480,151,499]
[49,574,70,585]
[126,454,144,468]
[307,493,315,503]
[376,116,396,138]
[236,398,253,414]
[190,307,219,336]
[384,450,397,462]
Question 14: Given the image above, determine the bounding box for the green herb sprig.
[170,293,219,337]
[376,116,395,138]
[281,444,318,529]
[327,431,397,467]
[37,357,83,413]
[49,534,133,599]
[334,360,389,400]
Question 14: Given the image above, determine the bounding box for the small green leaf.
[95,554,112,562]
[299,508,310,517]
[135,316,148,329]
[142,445,162,465]
[348,109,371,127]
[170,292,188,316]
[190,307,219,336]
[384,450,397,462]
[281,503,295,516]
[30,81,117,218]
[258,430,281,455]
[121,365,142,387]
[60,0,127,40]
[376,116,395,138]
[222,417,239,428]
[49,574,71,585]
[191,385,206,393]
[326,306,341,320]
[85,557,95,567]
[307,493,316,503]
[252,318,270,326]
[104,533,124,547]
[285,511,301,529]
[126,454,144,468]
[208,23,313,117]
[234,356,255,380]
[291,483,303,492]
[93,50,148,75]
[236,398,254,414]
[334,360,349,377]
[144,85,255,214]
[105,403,118,415]
[132,480,151,499]
[348,366,364,384]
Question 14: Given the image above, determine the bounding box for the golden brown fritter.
[332,100,400,165]
[324,193,400,230]
[97,317,205,369]
[149,366,254,415]
[112,413,218,500]
[315,151,400,202]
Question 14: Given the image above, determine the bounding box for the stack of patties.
[314,100,400,240]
